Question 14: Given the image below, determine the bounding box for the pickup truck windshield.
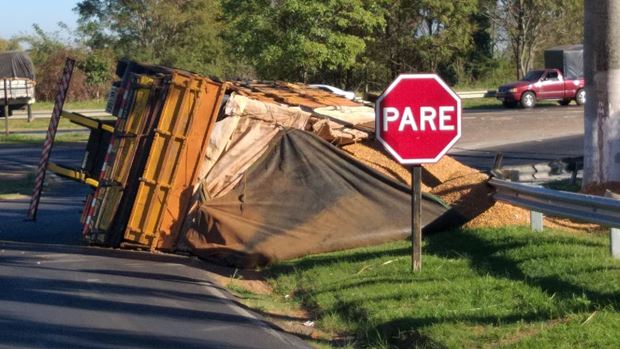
[521,70,545,82]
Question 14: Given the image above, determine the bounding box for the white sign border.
[375,74,462,165]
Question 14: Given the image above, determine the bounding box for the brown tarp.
[202,94,311,199]
[185,129,463,268]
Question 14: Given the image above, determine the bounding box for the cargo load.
[544,45,583,80]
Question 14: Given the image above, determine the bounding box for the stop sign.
[375,74,461,164]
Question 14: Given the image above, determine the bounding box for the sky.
[0,0,80,39]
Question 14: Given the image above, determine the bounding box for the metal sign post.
[375,74,462,273]
[411,165,422,272]
[27,58,75,221]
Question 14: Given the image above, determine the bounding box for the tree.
[222,0,385,84]
[488,0,583,79]
[75,0,230,76]
[362,0,477,89]
[17,24,113,101]
[583,0,620,185]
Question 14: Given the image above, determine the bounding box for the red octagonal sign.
[376,74,461,164]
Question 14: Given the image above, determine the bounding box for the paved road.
[451,104,584,170]
[0,145,311,349]
[0,241,309,349]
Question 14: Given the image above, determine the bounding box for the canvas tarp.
[202,94,311,199]
[0,51,35,80]
[544,45,583,80]
[185,128,463,268]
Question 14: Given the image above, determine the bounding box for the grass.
[3,118,87,131]
[544,179,582,193]
[0,132,90,144]
[0,115,93,144]
[462,98,505,110]
[461,98,558,110]
[31,99,107,111]
[235,227,620,348]
[0,172,35,200]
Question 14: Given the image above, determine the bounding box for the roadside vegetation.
[0,132,89,144]
[461,98,559,110]
[31,99,106,111]
[4,118,87,131]
[229,227,620,348]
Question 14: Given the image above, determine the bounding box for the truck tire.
[521,91,536,108]
[575,89,586,106]
[558,99,571,106]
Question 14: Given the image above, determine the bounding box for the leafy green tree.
[222,0,385,83]
[488,0,583,79]
[362,0,477,89]
[75,0,230,76]
[16,24,113,101]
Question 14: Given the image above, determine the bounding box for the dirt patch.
[197,259,339,343]
[197,260,273,295]
[581,182,620,196]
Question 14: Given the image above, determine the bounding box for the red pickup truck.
[496,68,585,108]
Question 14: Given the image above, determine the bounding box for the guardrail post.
[605,190,620,258]
[611,228,620,259]
[530,211,544,232]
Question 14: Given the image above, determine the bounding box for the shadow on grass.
[267,228,620,348]
[424,229,619,307]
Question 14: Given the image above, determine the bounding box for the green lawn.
[0,132,90,144]
[31,99,107,111]
[461,98,558,110]
[242,227,620,348]
[3,118,87,131]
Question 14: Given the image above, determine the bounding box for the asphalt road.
[0,241,309,349]
[450,104,584,170]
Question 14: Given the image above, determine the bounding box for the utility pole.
[583,0,620,186]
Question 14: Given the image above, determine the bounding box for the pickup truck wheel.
[521,91,536,108]
[558,99,571,106]
[575,89,586,106]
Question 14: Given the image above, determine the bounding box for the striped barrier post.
[26,58,76,221]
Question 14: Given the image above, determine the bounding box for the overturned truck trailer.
[51,60,462,267]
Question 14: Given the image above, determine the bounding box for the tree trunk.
[583,0,620,185]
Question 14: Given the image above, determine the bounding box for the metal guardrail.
[489,178,620,228]
[489,178,620,258]
[457,90,497,99]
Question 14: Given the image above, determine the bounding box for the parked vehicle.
[497,45,584,108]
[0,51,36,117]
[309,84,356,100]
